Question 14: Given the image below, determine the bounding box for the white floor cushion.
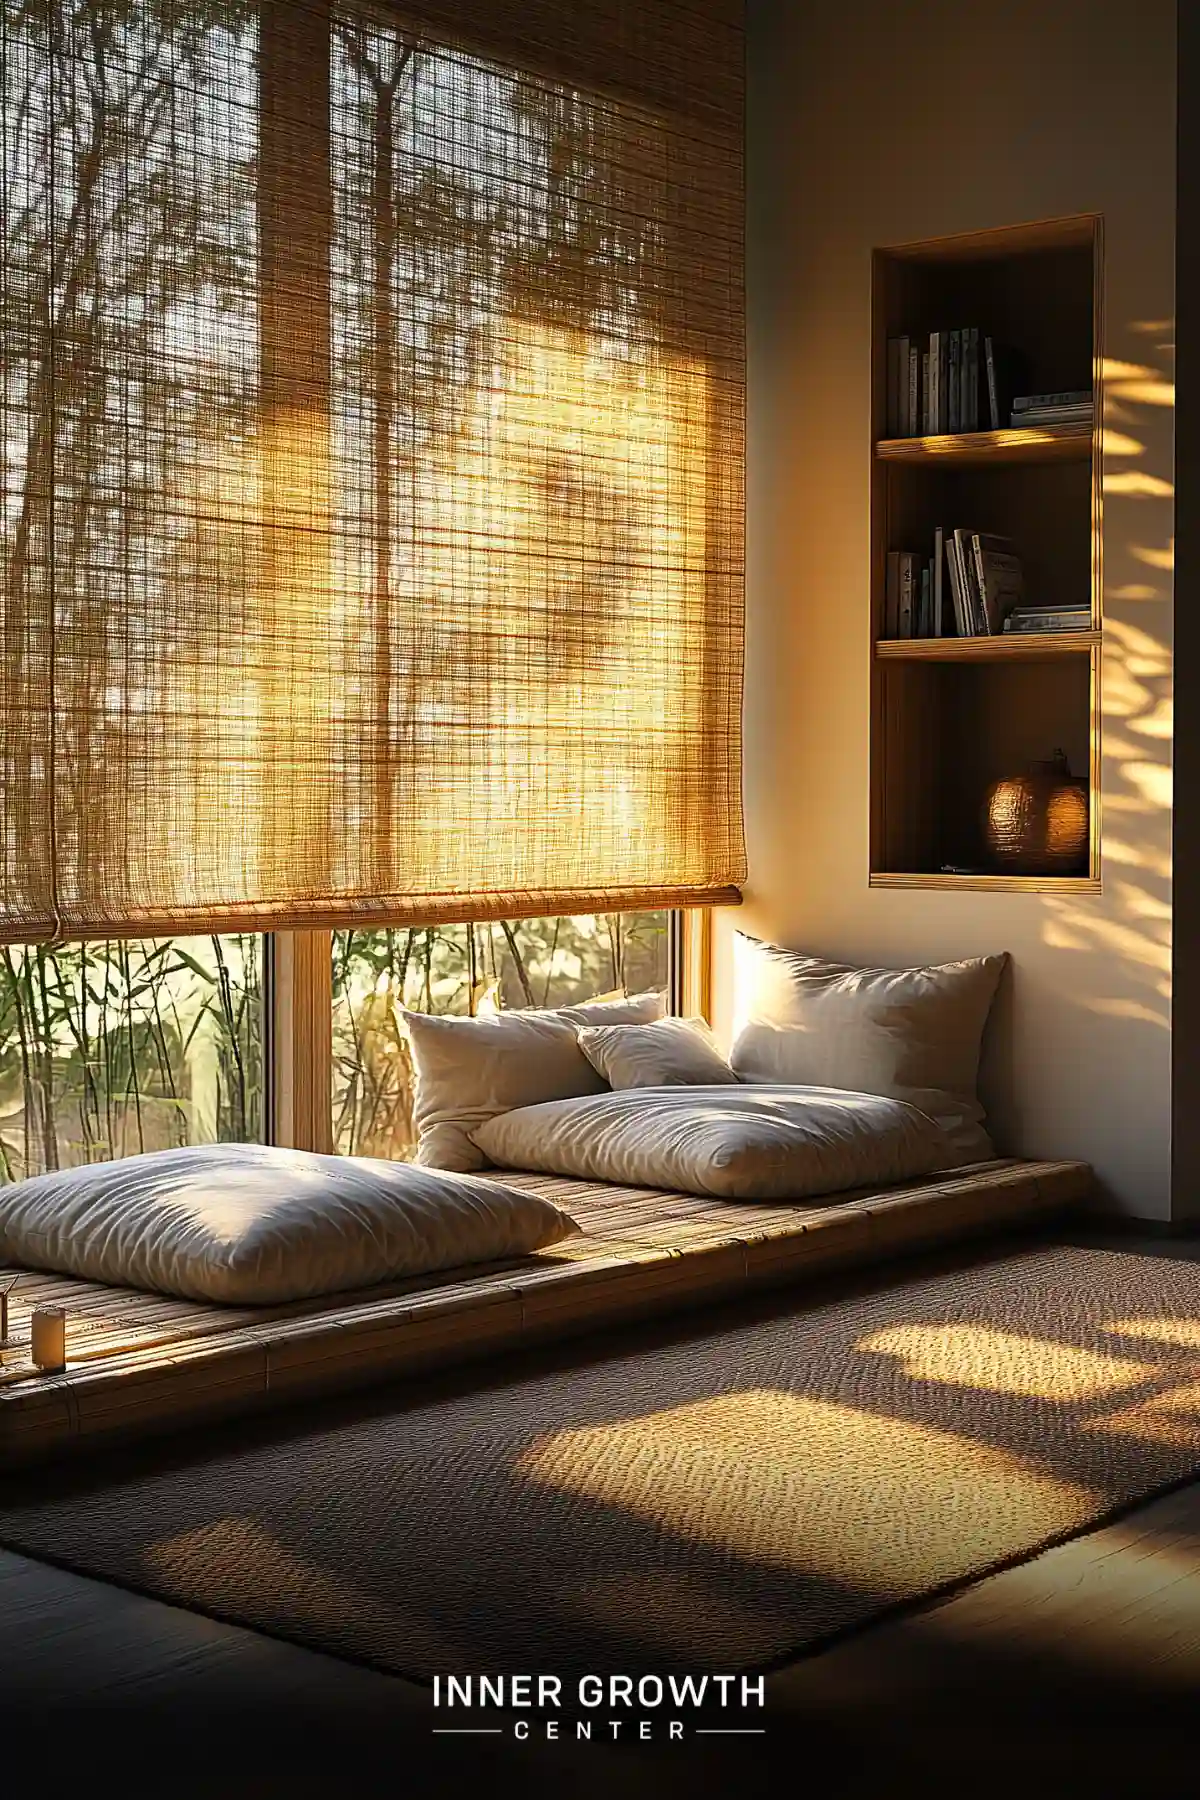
[0,1143,579,1305]
[730,935,1006,1163]
[400,992,665,1172]
[471,1085,952,1201]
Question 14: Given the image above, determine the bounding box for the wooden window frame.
[269,909,704,1150]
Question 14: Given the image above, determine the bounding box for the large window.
[0,936,264,1182]
[332,912,671,1159]
[0,912,676,1179]
[0,2,732,1169]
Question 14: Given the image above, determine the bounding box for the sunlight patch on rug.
[857,1323,1158,1401]
[515,1388,1098,1595]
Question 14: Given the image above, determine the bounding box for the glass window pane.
[0,935,264,1182]
[332,912,670,1160]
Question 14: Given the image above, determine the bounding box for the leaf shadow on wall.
[1009,324,1175,1191]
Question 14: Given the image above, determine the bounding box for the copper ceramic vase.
[983,749,1088,876]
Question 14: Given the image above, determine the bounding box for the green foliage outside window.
[331,913,669,1159]
[0,937,263,1183]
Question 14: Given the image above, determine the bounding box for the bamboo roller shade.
[0,0,746,940]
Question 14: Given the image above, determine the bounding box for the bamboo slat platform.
[0,1157,1090,1469]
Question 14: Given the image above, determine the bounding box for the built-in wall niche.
[869,215,1101,890]
[873,654,1092,881]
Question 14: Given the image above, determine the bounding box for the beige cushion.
[401,992,666,1172]
[577,1015,737,1089]
[730,934,1006,1163]
[472,1085,952,1201]
[0,1143,579,1305]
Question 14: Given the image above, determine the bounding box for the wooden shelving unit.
[870,871,1101,895]
[876,420,1093,467]
[876,631,1099,663]
[869,216,1102,890]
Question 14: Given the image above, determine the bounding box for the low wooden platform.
[0,1157,1090,1469]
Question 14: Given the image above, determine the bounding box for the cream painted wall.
[718,0,1177,1219]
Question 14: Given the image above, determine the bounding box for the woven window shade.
[0,0,745,940]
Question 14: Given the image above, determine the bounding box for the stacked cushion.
[472,1084,952,1201]
[576,1015,737,1090]
[730,934,1006,1163]
[400,991,665,1171]
[0,1142,579,1305]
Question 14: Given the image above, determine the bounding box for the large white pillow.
[577,1015,737,1089]
[400,992,665,1172]
[730,934,1006,1163]
[0,1143,579,1305]
[472,1086,951,1201]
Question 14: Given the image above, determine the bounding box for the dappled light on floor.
[143,1515,454,1667]
[857,1322,1156,1400]
[515,1388,1097,1594]
[1105,1317,1200,1347]
[1089,1381,1200,1449]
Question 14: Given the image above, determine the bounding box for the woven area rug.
[3,1242,1200,1676]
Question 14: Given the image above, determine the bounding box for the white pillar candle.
[30,1307,67,1372]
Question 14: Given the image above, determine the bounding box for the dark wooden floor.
[3,1224,1198,1799]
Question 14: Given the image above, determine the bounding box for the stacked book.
[885,530,1024,639]
[885,549,936,639]
[1002,604,1091,635]
[1009,389,1094,428]
[884,331,1030,437]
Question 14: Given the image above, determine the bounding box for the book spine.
[963,327,978,432]
[951,532,966,632]
[970,535,987,633]
[947,330,961,433]
[899,553,915,638]
[1009,605,1090,619]
[1013,390,1092,411]
[886,338,900,437]
[971,533,998,634]
[920,563,931,637]
[928,332,940,433]
[938,332,949,431]
[933,526,945,635]
[953,530,982,633]
[958,538,975,634]
[921,351,931,434]
[1004,613,1092,633]
[985,336,1000,430]
[907,345,918,437]
[945,534,966,635]
[1010,407,1094,426]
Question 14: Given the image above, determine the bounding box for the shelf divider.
[876,420,1093,466]
[876,631,1099,662]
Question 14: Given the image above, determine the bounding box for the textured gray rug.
[2,1242,1200,1676]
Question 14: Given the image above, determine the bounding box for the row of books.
[885,535,1091,638]
[885,327,1094,438]
[885,330,989,437]
[885,531,1024,638]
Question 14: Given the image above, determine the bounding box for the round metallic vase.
[983,750,1088,876]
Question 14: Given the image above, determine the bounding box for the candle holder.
[31,1306,67,1372]
[0,1273,19,1351]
